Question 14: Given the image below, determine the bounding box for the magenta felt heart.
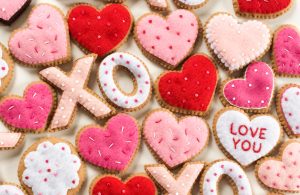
[0,82,55,132]
[76,114,139,171]
[223,62,274,110]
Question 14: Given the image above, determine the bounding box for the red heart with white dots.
[156,54,218,115]
[68,4,132,58]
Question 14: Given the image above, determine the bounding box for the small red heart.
[68,4,132,58]
[156,54,218,115]
[91,175,157,195]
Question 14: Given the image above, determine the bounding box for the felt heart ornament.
[221,62,274,113]
[276,84,300,138]
[143,109,209,168]
[156,54,217,116]
[213,107,282,167]
[273,25,300,77]
[0,183,26,195]
[256,140,300,192]
[90,175,157,195]
[0,82,55,133]
[68,4,132,59]
[9,4,71,67]
[233,0,292,18]
[173,0,209,10]
[0,0,31,25]
[76,114,139,172]
[135,9,200,69]
[205,13,271,72]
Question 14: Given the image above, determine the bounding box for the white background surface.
[0,0,299,194]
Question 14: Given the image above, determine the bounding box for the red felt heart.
[156,54,218,115]
[91,175,157,195]
[68,4,132,58]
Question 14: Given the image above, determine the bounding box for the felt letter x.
[40,54,115,131]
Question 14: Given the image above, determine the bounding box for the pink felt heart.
[76,114,139,171]
[223,62,274,110]
[143,109,209,168]
[135,9,199,68]
[0,0,30,24]
[0,82,54,132]
[9,4,70,67]
[257,141,300,192]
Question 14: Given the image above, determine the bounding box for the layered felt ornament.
[0,182,27,195]
[173,0,209,10]
[0,0,31,24]
[0,43,14,94]
[146,0,169,12]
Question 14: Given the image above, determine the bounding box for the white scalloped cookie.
[173,0,209,9]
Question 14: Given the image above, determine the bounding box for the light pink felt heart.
[223,62,274,110]
[0,82,54,132]
[76,114,139,171]
[135,9,199,68]
[0,0,30,24]
[257,141,300,192]
[9,4,70,67]
[143,109,209,168]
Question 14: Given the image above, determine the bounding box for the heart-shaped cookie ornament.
[135,9,200,69]
[273,25,300,77]
[276,84,300,138]
[221,62,274,113]
[256,140,300,193]
[68,4,132,59]
[0,82,56,133]
[9,4,71,67]
[0,0,31,25]
[76,114,139,172]
[156,54,217,116]
[205,13,271,72]
[213,107,282,167]
[143,109,209,168]
[233,0,292,19]
[173,0,209,10]
[90,175,157,195]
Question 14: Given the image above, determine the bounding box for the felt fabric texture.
[202,160,252,195]
[205,13,271,71]
[9,4,69,65]
[0,82,54,131]
[77,114,139,171]
[143,110,209,167]
[257,142,300,192]
[68,4,132,58]
[223,62,274,109]
[178,0,206,6]
[0,184,24,195]
[135,9,199,67]
[0,132,23,148]
[274,26,300,76]
[0,0,29,21]
[158,54,217,112]
[146,0,167,8]
[237,0,291,14]
[91,176,156,195]
[0,46,10,89]
[215,109,281,166]
[98,52,151,109]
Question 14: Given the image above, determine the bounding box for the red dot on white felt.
[44,178,47,182]
[210,189,214,192]
[111,58,114,61]
[240,186,244,190]
[134,99,138,103]
[137,64,140,68]
[285,97,288,101]
[126,61,130,64]
[1,67,5,70]
[239,175,242,178]
[72,180,76,184]
[120,55,123,58]
[297,91,300,95]
[61,147,65,150]
[139,90,143,94]
[125,101,128,104]
[25,176,29,180]
[206,179,210,182]
[213,173,217,176]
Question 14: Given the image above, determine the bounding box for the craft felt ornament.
[98,52,152,111]
[40,54,115,131]
[0,43,14,94]
[146,0,169,12]
[0,183,26,195]
[0,0,31,24]
[173,0,209,10]
[68,4,132,59]
[145,162,205,195]
[213,107,282,167]
[0,127,24,150]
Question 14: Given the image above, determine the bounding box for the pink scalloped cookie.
[205,13,271,72]
[0,0,31,24]
[273,25,300,77]
[222,62,274,112]
[76,114,139,172]
[135,9,200,69]
[143,109,209,168]
[256,140,300,193]
[9,4,71,67]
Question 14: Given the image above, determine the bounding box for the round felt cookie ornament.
[76,114,139,173]
[213,107,282,167]
[173,0,209,10]
[273,25,300,77]
[18,137,86,195]
[0,0,31,25]
[68,4,132,59]
[146,0,169,12]
[9,4,71,67]
[220,61,275,113]
[233,0,293,19]
[98,52,152,111]
[0,43,14,94]
[89,174,157,195]
[155,54,218,116]
[0,182,27,195]
[205,12,271,73]
[134,9,201,69]
[256,140,300,193]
